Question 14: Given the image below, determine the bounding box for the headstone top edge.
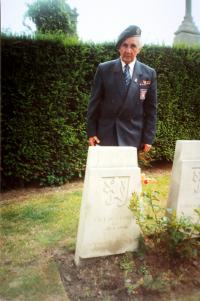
[176,140,200,144]
[174,140,200,161]
[87,146,138,168]
[88,146,138,150]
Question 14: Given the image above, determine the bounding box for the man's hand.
[143,144,152,152]
[89,136,100,146]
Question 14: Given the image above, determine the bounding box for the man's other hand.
[89,136,100,146]
[143,144,152,152]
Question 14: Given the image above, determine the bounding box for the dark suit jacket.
[87,58,157,148]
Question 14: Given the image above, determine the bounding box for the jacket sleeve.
[141,68,157,145]
[86,64,104,138]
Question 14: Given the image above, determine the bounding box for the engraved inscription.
[192,168,200,194]
[94,216,131,231]
[102,177,129,207]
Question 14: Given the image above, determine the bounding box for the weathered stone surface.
[75,146,141,265]
[167,140,200,223]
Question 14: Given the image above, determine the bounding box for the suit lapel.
[113,59,125,98]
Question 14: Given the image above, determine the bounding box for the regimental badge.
[140,88,147,100]
[136,28,141,35]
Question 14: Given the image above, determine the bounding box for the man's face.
[119,36,141,64]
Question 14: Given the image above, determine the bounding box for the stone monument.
[75,146,141,265]
[174,0,200,46]
[167,140,200,223]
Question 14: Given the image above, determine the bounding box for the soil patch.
[0,180,83,203]
[141,161,172,175]
[54,248,200,301]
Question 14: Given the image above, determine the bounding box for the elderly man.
[87,25,157,153]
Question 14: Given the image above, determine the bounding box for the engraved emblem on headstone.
[102,176,129,207]
[192,168,200,194]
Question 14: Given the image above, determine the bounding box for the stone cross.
[186,0,192,18]
[173,0,200,45]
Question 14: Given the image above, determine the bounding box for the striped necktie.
[124,64,131,87]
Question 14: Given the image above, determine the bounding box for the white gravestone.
[75,146,141,265]
[167,140,200,223]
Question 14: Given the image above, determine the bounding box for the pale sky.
[1,0,200,46]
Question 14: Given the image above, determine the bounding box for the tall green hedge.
[2,36,200,188]
[140,46,200,160]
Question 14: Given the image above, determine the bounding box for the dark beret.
[116,25,141,48]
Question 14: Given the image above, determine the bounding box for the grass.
[1,190,82,301]
[141,170,170,205]
[0,171,170,301]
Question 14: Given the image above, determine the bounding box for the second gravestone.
[75,146,141,265]
[167,140,200,223]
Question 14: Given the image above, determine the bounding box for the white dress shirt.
[121,59,136,78]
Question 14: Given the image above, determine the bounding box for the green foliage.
[119,252,135,274]
[24,0,78,36]
[122,258,170,295]
[1,35,200,188]
[129,191,200,259]
[142,272,170,293]
[139,46,200,161]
